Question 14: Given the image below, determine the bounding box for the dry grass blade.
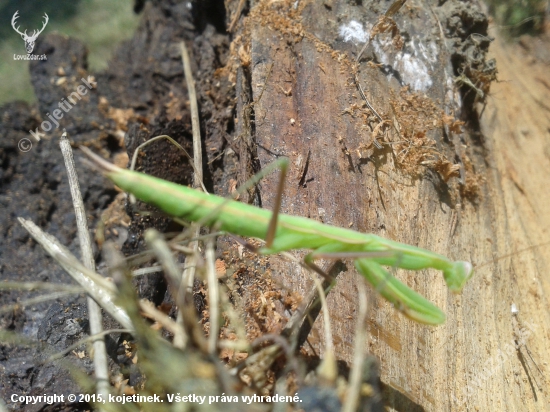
[139,299,182,337]
[180,41,203,191]
[144,228,189,348]
[0,292,78,315]
[17,218,133,331]
[228,0,246,32]
[60,130,110,403]
[180,41,204,336]
[385,0,407,17]
[128,134,207,193]
[205,238,220,355]
[132,265,163,276]
[0,282,83,292]
[342,281,369,412]
[312,274,337,384]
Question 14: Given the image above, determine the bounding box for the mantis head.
[443,261,474,292]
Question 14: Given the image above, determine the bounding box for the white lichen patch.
[394,52,433,91]
[372,35,439,92]
[338,20,439,92]
[338,20,368,44]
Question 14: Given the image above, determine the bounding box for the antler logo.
[11,11,49,54]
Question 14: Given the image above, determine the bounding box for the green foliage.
[0,0,139,104]
[486,0,548,36]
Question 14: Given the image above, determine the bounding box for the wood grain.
[236,1,550,410]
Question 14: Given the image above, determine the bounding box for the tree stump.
[229,0,550,410]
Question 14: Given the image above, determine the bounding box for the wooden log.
[229,0,550,410]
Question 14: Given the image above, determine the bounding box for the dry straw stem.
[0,292,79,315]
[312,275,337,383]
[181,41,205,324]
[0,281,83,292]
[180,41,203,190]
[59,130,110,403]
[342,281,370,412]
[144,229,188,348]
[132,265,163,276]
[205,238,220,355]
[128,134,207,193]
[17,218,133,330]
[278,254,340,342]
[139,299,182,337]
[228,0,247,32]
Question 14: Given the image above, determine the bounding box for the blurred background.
[0,0,548,105]
[0,0,139,104]
[485,0,548,36]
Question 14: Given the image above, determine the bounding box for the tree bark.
[231,0,550,410]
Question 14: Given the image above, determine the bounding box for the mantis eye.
[444,261,474,292]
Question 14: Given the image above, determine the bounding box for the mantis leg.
[362,243,473,292]
[354,258,446,325]
[265,157,289,248]
[305,244,448,325]
[309,240,473,293]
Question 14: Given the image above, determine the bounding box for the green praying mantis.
[82,147,473,325]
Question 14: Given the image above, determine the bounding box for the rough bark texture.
[0,1,235,409]
[236,0,550,411]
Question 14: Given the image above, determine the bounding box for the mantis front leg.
[354,258,446,325]
[305,244,448,325]
[305,239,473,325]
